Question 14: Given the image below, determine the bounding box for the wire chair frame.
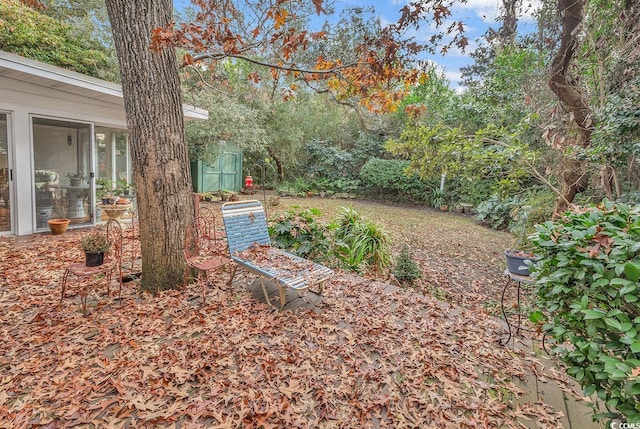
[60,219,124,315]
[183,214,236,304]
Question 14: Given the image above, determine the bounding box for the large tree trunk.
[105,0,193,292]
[548,0,592,216]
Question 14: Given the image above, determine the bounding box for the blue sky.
[173,0,539,90]
[331,0,540,89]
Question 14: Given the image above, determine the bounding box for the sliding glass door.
[32,117,94,228]
[0,113,12,233]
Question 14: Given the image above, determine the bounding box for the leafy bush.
[333,207,390,273]
[268,208,332,262]
[359,157,431,203]
[475,195,521,230]
[310,177,361,195]
[617,191,640,206]
[392,246,422,285]
[447,177,494,206]
[530,201,640,422]
[430,188,446,208]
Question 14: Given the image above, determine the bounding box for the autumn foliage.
[0,221,566,427]
[151,0,468,113]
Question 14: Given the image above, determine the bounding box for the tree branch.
[188,52,359,75]
[481,137,575,208]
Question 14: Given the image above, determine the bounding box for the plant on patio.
[530,200,640,422]
[80,231,112,254]
[333,207,390,273]
[268,208,332,262]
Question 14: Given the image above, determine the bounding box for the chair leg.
[117,267,123,306]
[259,277,273,308]
[202,271,208,305]
[278,285,286,311]
[182,266,189,290]
[79,286,88,316]
[106,271,112,296]
[227,264,238,289]
[61,269,70,305]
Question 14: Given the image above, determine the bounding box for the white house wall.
[0,75,127,235]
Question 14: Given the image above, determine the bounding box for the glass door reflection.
[0,113,11,233]
[32,117,93,228]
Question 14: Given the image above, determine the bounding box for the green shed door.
[191,149,243,193]
[201,161,221,191]
[219,151,241,191]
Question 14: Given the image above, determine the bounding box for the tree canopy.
[0,0,115,79]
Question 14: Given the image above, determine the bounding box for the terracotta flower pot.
[47,218,70,235]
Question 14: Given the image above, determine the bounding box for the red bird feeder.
[244,175,254,194]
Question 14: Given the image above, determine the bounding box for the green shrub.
[430,188,446,208]
[359,158,431,203]
[447,177,494,206]
[475,195,521,230]
[530,201,640,422]
[617,191,640,206]
[392,246,422,285]
[268,208,332,262]
[333,207,390,273]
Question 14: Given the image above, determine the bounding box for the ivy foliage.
[0,0,112,79]
[268,208,332,262]
[530,201,640,422]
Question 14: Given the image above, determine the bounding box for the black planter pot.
[505,250,538,276]
[85,252,105,267]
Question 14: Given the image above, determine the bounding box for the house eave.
[0,50,208,121]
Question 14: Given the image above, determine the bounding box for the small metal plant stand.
[499,269,533,346]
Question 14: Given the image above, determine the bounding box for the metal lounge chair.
[221,200,333,310]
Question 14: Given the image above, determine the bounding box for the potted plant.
[220,189,233,202]
[67,172,87,187]
[96,178,115,204]
[47,218,70,235]
[116,180,134,196]
[80,231,112,267]
[430,188,448,211]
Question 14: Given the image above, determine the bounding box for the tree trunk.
[548,0,593,217]
[267,146,285,181]
[499,0,518,44]
[105,0,193,292]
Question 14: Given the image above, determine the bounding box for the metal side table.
[500,269,533,345]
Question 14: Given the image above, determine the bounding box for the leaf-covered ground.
[0,198,573,427]
[268,196,515,314]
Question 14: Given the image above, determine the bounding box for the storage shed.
[190,146,243,193]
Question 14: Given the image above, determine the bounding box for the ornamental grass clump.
[530,200,640,422]
[333,207,390,273]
